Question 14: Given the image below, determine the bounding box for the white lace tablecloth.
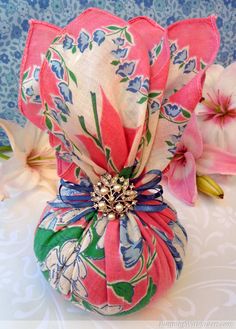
[0,176,236,328]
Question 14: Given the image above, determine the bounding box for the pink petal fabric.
[196,63,236,154]
[168,151,198,206]
[197,144,236,175]
[18,8,219,315]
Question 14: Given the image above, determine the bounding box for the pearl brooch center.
[90,173,138,220]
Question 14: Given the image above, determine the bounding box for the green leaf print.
[45,116,53,131]
[68,69,78,86]
[155,40,163,57]
[111,282,134,303]
[146,128,152,145]
[34,227,84,262]
[117,277,157,316]
[21,89,26,102]
[111,60,120,66]
[182,109,191,118]
[45,50,52,62]
[125,30,133,44]
[137,96,148,104]
[120,77,129,83]
[106,26,121,31]
[148,92,161,98]
[119,166,134,178]
[22,69,29,82]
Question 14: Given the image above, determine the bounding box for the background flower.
[165,113,236,205]
[196,63,236,154]
[0,119,58,200]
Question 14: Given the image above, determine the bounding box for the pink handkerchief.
[19,8,219,315]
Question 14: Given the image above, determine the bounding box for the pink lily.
[196,63,236,154]
[165,113,236,205]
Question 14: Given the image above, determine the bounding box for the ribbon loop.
[49,169,167,222]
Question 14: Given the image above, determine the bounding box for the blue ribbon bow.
[48,169,168,224]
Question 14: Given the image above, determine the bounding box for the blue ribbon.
[48,169,168,223]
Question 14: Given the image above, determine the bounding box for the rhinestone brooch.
[90,173,138,220]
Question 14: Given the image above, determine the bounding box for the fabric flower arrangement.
[18,8,219,315]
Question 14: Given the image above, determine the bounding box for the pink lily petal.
[215,62,236,99]
[197,144,236,175]
[196,63,236,154]
[181,113,203,159]
[168,151,197,205]
[200,64,224,101]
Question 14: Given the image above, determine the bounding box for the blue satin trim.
[48,169,168,221]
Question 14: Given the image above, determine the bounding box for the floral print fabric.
[19,8,219,315]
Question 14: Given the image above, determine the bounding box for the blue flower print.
[32,94,41,103]
[14,51,21,59]
[51,110,61,124]
[5,2,16,16]
[11,25,22,39]
[182,1,192,15]
[21,19,29,32]
[135,0,154,6]
[26,0,37,6]
[25,86,34,96]
[173,49,187,64]
[77,31,90,53]
[233,49,236,60]
[39,0,49,10]
[127,76,142,93]
[144,0,153,7]
[54,132,72,150]
[111,48,128,59]
[168,145,176,155]
[51,60,64,79]
[0,53,9,64]
[63,35,74,50]
[167,15,176,25]
[142,78,149,91]
[93,30,105,46]
[170,133,181,144]
[164,103,182,117]
[54,97,70,115]
[8,101,15,108]
[116,62,135,77]
[52,0,64,13]
[184,59,196,73]
[217,17,223,29]
[170,43,177,56]
[58,82,73,104]
[112,37,125,46]
[150,101,160,113]
[120,217,143,268]
[33,67,40,81]
[152,225,184,277]
[148,50,154,65]
[5,69,16,85]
